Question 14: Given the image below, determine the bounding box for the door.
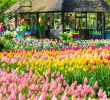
[75,12,88,39]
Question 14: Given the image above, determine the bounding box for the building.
[5,0,110,39]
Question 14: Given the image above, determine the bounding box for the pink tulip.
[90,89,95,97]
[71,81,77,88]
[28,90,32,98]
[8,95,12,100]
[0,93,2,100]
[30,84,36,91]
[60,74,64,81]
[77,97,81,100]
[56,88,61,94]
[34,96,38,100]
[84,77,88,84]
[100,55,103,60]
[84,85,91,94]
[11,91,16,100]
[51,73,55,78]
[56,72,60,77]
[0,86,6,93]
[18,85,23,93]
[57,77,61,84]
[61,94,68,100]
[52,95,57,100]
[45,71,50,77]
[34,85,39,92]
[29,79,33,84]
[74,90,79,98]
[19,92,25,100]
[6,80,10,86]
[80,89,85,97]
[13,88,17,94]
[93,81,98,89]
[62,87,65,93]
[63,80,67,86]
[98,89,103,98]
[29,71,33,78]
[65,85,69,92]
[42,83,49,93]
[88,97,92,100]
[3,86,7,94]
[102,92,107,100]
[77,85,82,92]
[26,66,30,72]
[38,92,46,100]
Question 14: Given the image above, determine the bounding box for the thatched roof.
[4,2,20,13]
[62,0,110,12]
[4,0,31,13]
[5,0,110,13]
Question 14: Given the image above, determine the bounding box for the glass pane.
[80,18,86,29]
[97,13,102,31]
[54,13,61,29]
[17,14,30,31]
[8,14,16,31]
[105,13,110,30]
[87,13,97,29]
[75,12,86,29]
[64,12,75,30]
[45,13,54,29]
[30,14,37,30]
[76,18,80,29]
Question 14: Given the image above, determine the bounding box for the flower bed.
[0,69,107,100]
[1,45,110,97]
[1,38,110,98]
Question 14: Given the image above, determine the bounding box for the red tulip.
[93,61,96,66]
[85,61,88,65]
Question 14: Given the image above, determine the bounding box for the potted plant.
[16,18,30,40]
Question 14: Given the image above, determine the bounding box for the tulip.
[26,66,30,72]
[93,61,96,66]
[0,93,2,100]
[71,81,77,88]
[56,72,60,77]
[51,73,55,78]
[98,89,103,99]
[52,95,57,100]
[63,80,67,87]
[11,91,16,100]
[19,92,25,100]
[84,77,88,84]
[61,94,68,100]
[93,81,98,89]
[85,61,88,65]
[38,92,46,100]
[34,96,38,100]
[28,90,32,98]
[80,89,85,97]
[77,85,82,92]
[74,90,79,98]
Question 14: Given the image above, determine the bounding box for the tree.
[0,0,17,22]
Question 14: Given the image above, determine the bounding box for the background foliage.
[0,0,17,22]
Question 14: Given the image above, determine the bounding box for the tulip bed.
[1,39,110,99]
[0,69,107,100]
